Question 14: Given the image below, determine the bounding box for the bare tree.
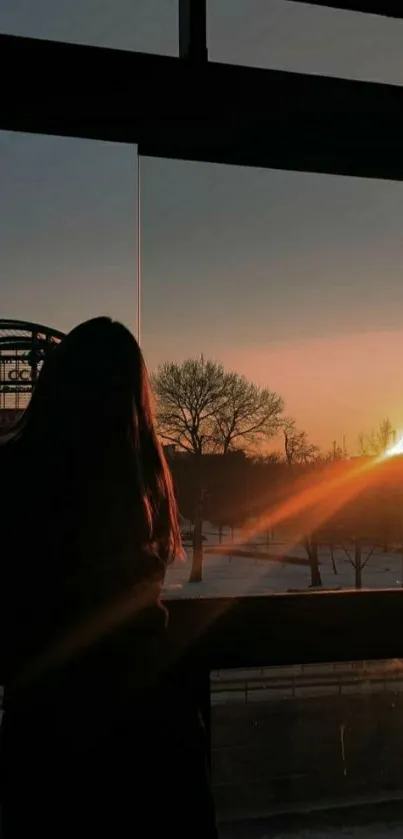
[154,359,284,457]
[282,421,322,585]
[320,443,348,464]
[342,538,375,589]
[358,418,394,457]
[153,358,230,582]
[154,358,285,581]
[152,357,228,455]
[283,419,319,466]
[214,374,284,454]
[303,535,322,587]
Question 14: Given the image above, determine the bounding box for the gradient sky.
[2,2,403,451]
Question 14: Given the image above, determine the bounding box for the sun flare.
[384,435,403,459]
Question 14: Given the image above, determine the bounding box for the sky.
[1,1,403,451]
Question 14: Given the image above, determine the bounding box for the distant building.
[163,444,177,460]
[163,444,189,460]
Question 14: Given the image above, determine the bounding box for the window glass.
[213,660,403,836]
[0,131,138,421]
[140,156,403,596]
[0,0,177,55]
[209,0,403,84]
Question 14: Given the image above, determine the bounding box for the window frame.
[288,1,403,18]
[2,20,403,670]
[1,33,403,181]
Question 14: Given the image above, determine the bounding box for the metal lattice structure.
[0,319,64,424]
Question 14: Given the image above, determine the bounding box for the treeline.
[153,356,397,463]
[168,450,403,586]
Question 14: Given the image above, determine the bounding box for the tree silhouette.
[154,357,284,581]
[358,417,394,457]
[153,357,228,456]
[283,419,319,466]
[213,374,283,454]
[153,357,283,456]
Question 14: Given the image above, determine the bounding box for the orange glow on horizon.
[218,329,403,451]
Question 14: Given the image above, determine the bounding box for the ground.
[164,526,403,599]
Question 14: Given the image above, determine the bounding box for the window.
[208,0,403,84]
[140,157,403,598]
[3,8,403,835]
[0,131,139,423]
[0,132,138,332]
[0,0,177,54]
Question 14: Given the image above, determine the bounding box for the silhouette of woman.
[0,317,217,838]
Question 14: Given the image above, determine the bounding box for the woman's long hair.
[4,317,182,569]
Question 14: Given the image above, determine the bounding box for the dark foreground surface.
[220,799,403,837]
[212,691,403,821]
[221,825,403,839]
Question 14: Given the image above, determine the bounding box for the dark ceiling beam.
[1,33,403,181]
[287,1,403,18]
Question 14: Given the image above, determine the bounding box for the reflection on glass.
[140,157,403,597]
[208,0,403,85]
[213,660,403,835]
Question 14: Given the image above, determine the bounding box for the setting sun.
[383,435,403,459]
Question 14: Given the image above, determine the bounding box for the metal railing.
[211,661,403,704]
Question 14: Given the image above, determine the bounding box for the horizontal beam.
[1,34,403,181]
[168,590,403,670]
[288,1,403,17]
